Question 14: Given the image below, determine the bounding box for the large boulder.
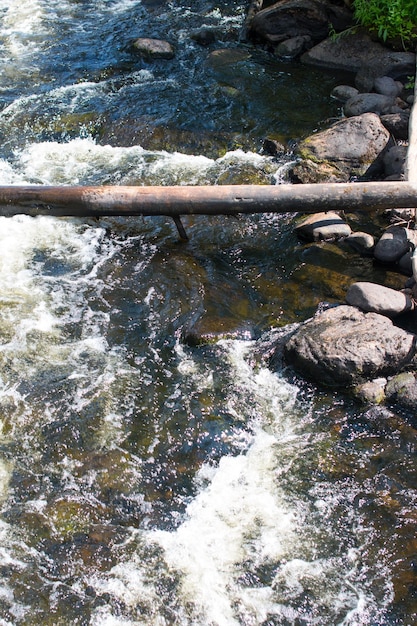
[293,113,390,182]
[248,0,330,44]
[301,31,415,90]
[282,305,416,387]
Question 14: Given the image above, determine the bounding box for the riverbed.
[0,1,415,624]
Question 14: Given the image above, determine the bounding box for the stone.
[275,35,311,58]
[331,85,359,103]
[380,111,410,141]
[295,212,351,242]
[290,159,348,183]
[297,113,390,172]
[282,305,417,387]
[374,76,402,98]
[344,231,375,255]
[262,137,286,156]
[385,372,417,413]
[301,30,415,91]
[301,31,387,70]
[132,38,175,59]
[190,28,218,46]
[207,48,251,68]
[344,93,394,117]
[398,251,413,276]
[248,0,329,45]
[382,144,407,179]
[345,281,414,317]
[354,379,386,405]
[374,226,413,263]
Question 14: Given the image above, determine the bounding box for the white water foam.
[8,137,281,187]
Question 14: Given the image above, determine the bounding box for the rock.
[331,85,359,103]
[382,144,407,179]
[207,48,252,68]
[190,28,218,46]
[296,113,390,179]
[344,231,375,255]
[248,0,329,45]
[374,226,414,263]
[282,305,416,387]
[380,111,410,141]
[345,281,414,317]
[295,212,351,242]
[290,159,348,183]
[275,35,311,58]
[374,76,402,98]
[385,372,417,413]
[301,30,415,90]
[299,30,382,72]
[384,207,416,223]
[262,137,286,156]
[354,379,386,405]
[344,93,394,117]
[132,38,175,59]
[398,251,413,276]
[355,52,416,93]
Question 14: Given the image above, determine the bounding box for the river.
[0,1,415,624]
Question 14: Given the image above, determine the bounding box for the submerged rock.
[282,305,416,387]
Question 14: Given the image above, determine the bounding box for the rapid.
[0,1,415,624]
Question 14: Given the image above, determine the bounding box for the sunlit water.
[0,1,415,625]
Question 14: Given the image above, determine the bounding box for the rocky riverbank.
[245,0,417,415]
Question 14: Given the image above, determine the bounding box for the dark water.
[0,1,415,625]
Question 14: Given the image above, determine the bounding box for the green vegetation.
[353,0,417,45]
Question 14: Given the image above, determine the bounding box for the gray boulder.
[345,231,375,255]
[346,281,414,317]
[380,111,410,141]
[344,93,394,117]
[275,35,311,58]
[283,305,416,387]
[132,38,175,59]
[301,31,415,91]
[295,212,351,242]
[385,372,417,413]
[374,226,415,263]
[295,113,390,181]
[331,85,359,103]
[374,76,402,98]
[382,144,407,179]
[248,0,329,45]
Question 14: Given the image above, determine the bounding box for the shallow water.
[0,1,415,625]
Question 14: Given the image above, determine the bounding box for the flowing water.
[0,1,416,624]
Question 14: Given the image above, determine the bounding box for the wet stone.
[132,38,175,60]
[282,305,417,387]
[295,212,351,242]
[354,379,387,405]
[344,231,375,255]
